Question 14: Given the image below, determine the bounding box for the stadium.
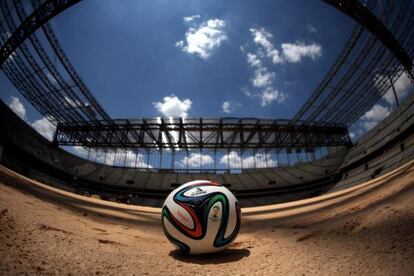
[0,0,413,274]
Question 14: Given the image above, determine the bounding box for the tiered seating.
[3,91,413,207]
[335,92,414,190]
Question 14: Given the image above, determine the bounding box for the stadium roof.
[1,0,413,150]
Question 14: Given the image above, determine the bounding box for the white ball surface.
[161,180,241,254]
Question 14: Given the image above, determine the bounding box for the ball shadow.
[169,248,251,264]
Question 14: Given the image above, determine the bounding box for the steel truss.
[0,0,80,65]
[0,0,412,154]
[291,0,414,126]
[0,0,125,144]
[0,0,83,124]
[54,118,351,149]
[323,0,413,78]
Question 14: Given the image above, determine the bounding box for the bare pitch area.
[1,163,414,275]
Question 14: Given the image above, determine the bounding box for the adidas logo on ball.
[190,187,207,196]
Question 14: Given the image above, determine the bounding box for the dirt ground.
[1,162,414,275]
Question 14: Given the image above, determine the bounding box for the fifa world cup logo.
[212,206,220,219]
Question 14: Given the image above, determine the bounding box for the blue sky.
[2,0,413,144]
[1,0,356,119]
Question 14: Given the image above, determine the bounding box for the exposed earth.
[1,162,414,275]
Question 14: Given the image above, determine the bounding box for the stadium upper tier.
[0,0,413,151]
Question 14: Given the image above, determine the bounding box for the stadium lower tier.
[1,92,413,207]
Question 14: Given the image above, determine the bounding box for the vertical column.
[240,149,244,170]
[213,149,217,172]
[308,148,316,162]
[226,149,230,170]
[134,149,139,168]
[276,149,280,167]
[388,73,400,107]
[199,148,202,171]
[146,149,150,169]
[171,149,176,171]
[159,149,163,169]
[123,149,127,167]
[186,149,189,172]
[287,148,292,166]
[296,148,302,164]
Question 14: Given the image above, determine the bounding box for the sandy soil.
[1,162,414,275]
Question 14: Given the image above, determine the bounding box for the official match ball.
[161,180,241,255]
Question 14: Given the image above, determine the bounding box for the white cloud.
[31,117,56,141]
[247,52,274,91]
[246,52,262,67]
[220,151,277,168]
[382,72,413,104]
[94,150,152,168]
[153,95,192,117]
[306,24,318,33]
[361,121,377,131]
[8,96,26,119]
[176,18,227,60]
[175,40,184,48]
[362,104,391,121]
[222,101,231,113]
[123,151,152,168]
[135,154,152,168]
[94,151,117,166]
[244,50,287,106]
[249,28,283,64]
[361,104,391,131]
[7,97,56,141]
[252,68,275,88]
[176,153,214,168]
[183,15,200,23]
[222,101,241,114]
[72,146,88,157]
[281,42,322,63]
[245,153,277,168]
[260,87,287,106]
[242,87,252,97]
[220,151,242,167]
[244,27,323,107]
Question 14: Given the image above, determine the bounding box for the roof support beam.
[323,0,413,79]
[54,118,351,149]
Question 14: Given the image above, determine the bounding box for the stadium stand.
[335,92,414,190]
[0,99,349,207]
[0,0,413,208]
[1,89,414,206]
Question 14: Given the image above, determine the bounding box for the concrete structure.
[1,91,413,207]
[0,99,348,207]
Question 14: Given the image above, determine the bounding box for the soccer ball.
[161,180,241,255]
